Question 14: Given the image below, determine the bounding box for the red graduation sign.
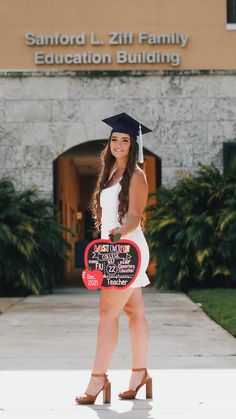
[82,238,141,290]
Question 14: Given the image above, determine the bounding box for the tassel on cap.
[137,123,144,164]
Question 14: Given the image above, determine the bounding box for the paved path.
[0,287,236,418]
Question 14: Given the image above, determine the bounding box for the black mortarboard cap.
[102,112,152,163]
[102,112,152,138]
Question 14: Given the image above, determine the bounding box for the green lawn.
[187,288,236,338]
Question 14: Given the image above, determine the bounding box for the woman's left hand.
[109,226,125,237]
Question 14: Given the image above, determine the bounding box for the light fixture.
[76,211,83,220]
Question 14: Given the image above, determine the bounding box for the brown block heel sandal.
[75,372,111,405]
[118,368,153,400]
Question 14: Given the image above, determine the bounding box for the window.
[227,0,236,29]
[223,142,236,174]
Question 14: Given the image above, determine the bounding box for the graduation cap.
[102,112,152,164]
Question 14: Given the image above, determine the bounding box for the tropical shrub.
[145,163,236,291]
[0,178,72,296]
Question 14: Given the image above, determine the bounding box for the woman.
[75,112,153,405]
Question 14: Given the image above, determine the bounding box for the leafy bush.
[0,179,72,296]
[145,163,236,291]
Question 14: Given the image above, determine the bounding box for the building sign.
[24,31,189,68]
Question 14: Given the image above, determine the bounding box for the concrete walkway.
[0,287,236,418]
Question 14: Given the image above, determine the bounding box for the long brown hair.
[89,133,138,232]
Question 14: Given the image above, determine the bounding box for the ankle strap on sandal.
[132,367,147,371]
[91,372,108,378]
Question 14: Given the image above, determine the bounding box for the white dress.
[100,178,150,288]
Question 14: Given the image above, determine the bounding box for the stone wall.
[0,72,236,198]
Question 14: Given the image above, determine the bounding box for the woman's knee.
[99,305,120,322]
[123,304,145,321]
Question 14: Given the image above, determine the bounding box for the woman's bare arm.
[109,170,148,237]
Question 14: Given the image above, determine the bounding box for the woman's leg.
[82,287,135,396]
[123,287,150,390]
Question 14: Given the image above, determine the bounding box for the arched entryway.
[53,140,161,286]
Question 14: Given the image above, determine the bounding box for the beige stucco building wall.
[1,73,236,195]
[0,0,236,71]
